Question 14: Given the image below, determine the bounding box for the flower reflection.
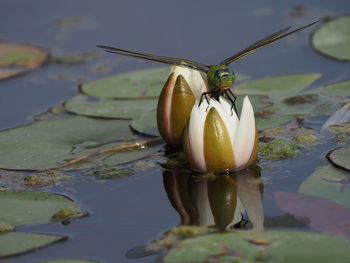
[126,166,264,261]
[163,166,264,231]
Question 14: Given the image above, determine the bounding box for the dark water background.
[0,0,350,262]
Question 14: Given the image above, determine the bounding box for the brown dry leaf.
[0,42,47,68]
[0,68,28,80]
[274,191,350,239]
[0,41,47,81]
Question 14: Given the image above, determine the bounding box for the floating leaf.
[256,114,296,131]
[164,230,350,263]
[64,95,157,119]
[130,111,159,137]
[0,190,83,227]
[234,94,273,116]
[274,191,350,239]
[312,16,350,61]
[0,116,160,170]
[299,165,350,210]
[0,232,65,259]
[236,74,321,100]
[321,103,350,132]
[0,41,47,67]
[82,67,249,99]
[315,80,350,98]
[37,260,98,263]
[0,68,28,80]
[0,41,47,81]
[326,145,350,171]
[81,67,169,99]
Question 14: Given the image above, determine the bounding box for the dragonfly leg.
[199,88,221,111]
[224,89,238,116]
[199,92,210,106]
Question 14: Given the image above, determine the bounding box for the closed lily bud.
[157,66,207,149]
[183,96,258,172]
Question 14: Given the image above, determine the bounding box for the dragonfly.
[97,21,318,114]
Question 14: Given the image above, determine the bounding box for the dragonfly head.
[207,65,236,90]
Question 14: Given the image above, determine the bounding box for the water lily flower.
[157,66,207,149]
[183,96,258,172]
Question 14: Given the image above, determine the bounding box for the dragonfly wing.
[97,45,210,72]
[220,20,319,65]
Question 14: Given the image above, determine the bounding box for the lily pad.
[82,67,250,100]
[312,16,350,61]
[321,103,350,132]
[236,73,321,100]
[315,80,350,98]
[164,230,350,263]
[0,68,28,80]
[0,41,48,81]
[0,232,65,259]
[0,116,159,170]
[256,114,296,131]
[234,94,273,115]
[0,190,83,227]
[130,110,160,137]
[299,165,350,210]
[0,41,47,67]
[64,95,157,119]
[38,259,98,263]
[274,191,350,239]
[327,146,350,171]
[81,67,169,99]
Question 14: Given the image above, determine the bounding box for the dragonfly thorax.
[207,65,236,90]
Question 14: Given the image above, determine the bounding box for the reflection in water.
[126,166,264,261]
[163,166,264,231]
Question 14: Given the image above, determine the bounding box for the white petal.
[237,174,264,231]
[217,97,239,148]
[170,66,206,100]
[193,178,215,226]
[188,100,208,172]
[188,70,207,100]
[225,196,246,230]
[234,96,256,167]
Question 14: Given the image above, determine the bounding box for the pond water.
[0,0,350,262]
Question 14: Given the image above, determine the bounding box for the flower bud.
[183,96,258,172]
[157,66,207,149]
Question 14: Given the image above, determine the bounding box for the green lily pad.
[81,67,169,99]
[164,230,350,263]
[312,16,350,61]
[327,146,350,171]
[299,165,350,210]
[37,259,98,263]
[82,67,249,99]
[0,190,83,227]
[236,73,321,100]
[235,94,273,115]
[0,116,160,170]
[0,232,65,259]
[130,110,160,137]
[64,95,157,119]
[256,114,296,131]
[314,80,350,98]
